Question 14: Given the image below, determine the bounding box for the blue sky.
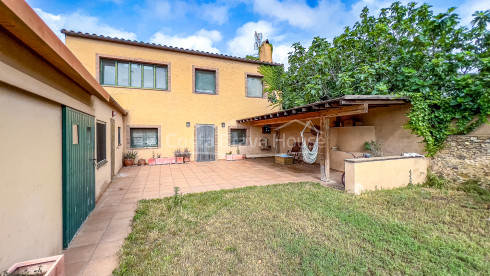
[28,0,489,65]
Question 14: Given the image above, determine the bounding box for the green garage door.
[62,107,96,248]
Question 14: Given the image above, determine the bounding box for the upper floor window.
[246,76,263,98]
[100,59,168,90]
[194,69,216,94]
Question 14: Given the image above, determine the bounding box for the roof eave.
[61,29,283,67]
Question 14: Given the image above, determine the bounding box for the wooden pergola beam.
[250,104,368,126]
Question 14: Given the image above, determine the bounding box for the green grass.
[114,183,490,275]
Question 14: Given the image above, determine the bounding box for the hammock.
[300,121,319,164]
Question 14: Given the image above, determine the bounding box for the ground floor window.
[130,128,158,148]
[230,128,247,146]
[96,121,106,163]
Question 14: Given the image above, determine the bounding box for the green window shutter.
[195,70,216,93]
[130,63,142,87]
[155,66,168,90]
[143,65,154,88]
[101,59,116,85]
[247,77,263,97]
[117,62,130,86]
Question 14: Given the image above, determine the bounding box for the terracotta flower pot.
[156,158,165,165]
[148,158,156,165]
[7,254,64,276]
[137,159,146,166]
[176,157,184,164]
[169,157,176,164]
[226,154,234,161]
[123,159,134,167]
[183,156,190,163]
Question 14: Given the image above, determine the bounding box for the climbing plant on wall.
[260,2,489,156]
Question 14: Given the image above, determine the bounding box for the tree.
[260,2,489,156]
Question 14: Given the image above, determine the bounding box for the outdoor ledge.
[345,155,426,163]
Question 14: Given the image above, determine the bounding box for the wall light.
[186,122,190,127]
[221,123,226,128]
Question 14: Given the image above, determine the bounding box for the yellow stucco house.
[63,30,281,162]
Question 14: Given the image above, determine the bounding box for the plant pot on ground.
[123,150,137,166]
[155,153,164,165]
[174,148,184,164]
[183,147,192,163]
[7,254,64,276]
[226,151,234,161]
[137,158,146,166]
[148,151,156,165]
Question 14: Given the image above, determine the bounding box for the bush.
[424,172,449,189]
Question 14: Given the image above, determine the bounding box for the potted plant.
[233,147,246,160]
[148,151,156,165]
[183,148,191,163]
[226,151,234,161]
[137,158,146,166]
[174,148,184,164]
[123,150,137,166]
[6,255,64,276]
[156,153,165,165]
[364,140,383,157]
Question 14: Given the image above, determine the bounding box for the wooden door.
[62,107,95,248]
[196,124,215,162]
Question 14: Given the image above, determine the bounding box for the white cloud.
[202,3,229,25]
[272,44,293,67]
[34,8,137,41]
[150,29,222,53]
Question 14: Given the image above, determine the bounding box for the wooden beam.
[320,117,330,181]
[340,99,406,105]
[251,104,368,126]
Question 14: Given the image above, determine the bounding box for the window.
[96,122,106,163]
[230,129,247,146]
[247,76,263,97]
[100,58,168,90]
[130,128,158,148]
[195,69,216,94]
[72,125,79,144]
[117,127,121,145]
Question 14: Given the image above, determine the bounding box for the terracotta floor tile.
[113,209,136,219]
[70,230,105,247]
[100,226,131,243]
[64,244,97,264]
[92,238,125,259]
[83,255,118,276]
[80,220,110,233]
[65,261,87,276]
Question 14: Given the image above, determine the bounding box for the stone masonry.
[431,135,490,184]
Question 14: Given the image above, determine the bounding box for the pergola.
[237,95,410,182]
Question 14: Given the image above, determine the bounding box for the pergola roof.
[237,95,409,126]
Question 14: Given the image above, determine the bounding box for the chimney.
[259,39,272,63]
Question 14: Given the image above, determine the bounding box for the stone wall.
[431,135,490,183]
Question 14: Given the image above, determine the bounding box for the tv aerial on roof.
[254,31,263,51]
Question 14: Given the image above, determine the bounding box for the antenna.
[254,31,263,53]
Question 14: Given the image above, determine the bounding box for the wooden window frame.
[126,125,161,149]
[192,66,219,95]
[245,72,265,98]
[96,54,171,92]
[228,125,251,146]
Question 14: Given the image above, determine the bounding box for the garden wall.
[431,135,490,183]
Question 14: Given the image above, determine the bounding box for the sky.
[27,0,489,66]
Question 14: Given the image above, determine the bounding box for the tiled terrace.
[64,158,342,275]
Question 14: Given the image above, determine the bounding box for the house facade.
[63,30,281,162]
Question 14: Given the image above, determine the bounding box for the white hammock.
[300,121,319,164]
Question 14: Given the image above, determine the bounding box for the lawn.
[114,182,489,275]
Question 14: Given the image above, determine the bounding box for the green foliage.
[261,2,490,155]
[123,150,137,160]
[423,172,450,189]
[457,179,490,203]
[363,140,383,156]
[245,55,259,61]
